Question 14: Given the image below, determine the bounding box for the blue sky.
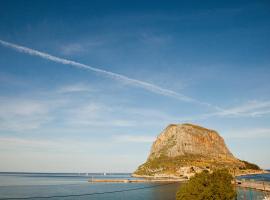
[0,0,270,172]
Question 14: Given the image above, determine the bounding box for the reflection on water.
[0,173,269,200]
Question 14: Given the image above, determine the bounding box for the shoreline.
[236,170,269,177]
[132,174,188,180]
[90,172,270,192]
[132,170,269,180]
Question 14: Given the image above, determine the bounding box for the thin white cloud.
[247,109,270,117]
[0,137,59,148]
[0,100,47,117]
[59,39,104,56]
[221,101,270,115]
[64,102,137,127]
[214,100,270,117]
[114,134,155,143]
[225,128,270,139]
[0,72,28,86]
[0,98,59,131]
[0,136,113,153]
[0,93,172,132]
[60,43,85,56]
[140,32,172,45]
[0,39,217,108]
[57,83,93,93]
[183,100,270,121]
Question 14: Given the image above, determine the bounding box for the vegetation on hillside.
[240,160,260,170]
[176,169,236,200]
[134,155,242,176]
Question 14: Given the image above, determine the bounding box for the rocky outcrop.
[133,123,259,178]
[148,123,234,160]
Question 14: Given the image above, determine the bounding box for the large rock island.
[133,123,262,179]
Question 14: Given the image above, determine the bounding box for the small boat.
[263,196,270,200]
[103,172,107,176]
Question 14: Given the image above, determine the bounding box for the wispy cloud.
[0,39,217,109]
[60,43,85,56]
[57,83,93,93]
[0,137,59,148]
[225,128,270,139]
[0,92,171,132]
[0,72,31,88]
[64,102,137,128]
[2,85,269,134]
[0,99,47,117]
[114,134,155,143]
[0,98,52,131]
[0,96,68,132]
[59,39,104,56]
[214,100,270,118]
[183,100,270,121]
[0,136,113,153]
[140,32,172,46]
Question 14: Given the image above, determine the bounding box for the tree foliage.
[176,169,236,200]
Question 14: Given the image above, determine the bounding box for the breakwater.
[89,178,270,193]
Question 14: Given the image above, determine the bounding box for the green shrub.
[176,169,236,200]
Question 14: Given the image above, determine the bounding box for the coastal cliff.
[133,123,261,178]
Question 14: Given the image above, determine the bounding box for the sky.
[0,0,270,172]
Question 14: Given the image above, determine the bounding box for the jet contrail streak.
[0,39,218,108]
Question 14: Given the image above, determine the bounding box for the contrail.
[0,39,218,108]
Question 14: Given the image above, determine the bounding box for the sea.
[0,172,269,200]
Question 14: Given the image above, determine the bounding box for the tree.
[176,169,236,200]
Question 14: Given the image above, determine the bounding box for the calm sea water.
[238,172,270,182]
[0,172,269,200]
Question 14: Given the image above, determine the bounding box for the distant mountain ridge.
[133,123,262,178]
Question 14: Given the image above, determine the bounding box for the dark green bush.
[176,169,236,200]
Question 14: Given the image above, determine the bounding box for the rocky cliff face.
[133,123,250,178]
[148,123,234,160]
